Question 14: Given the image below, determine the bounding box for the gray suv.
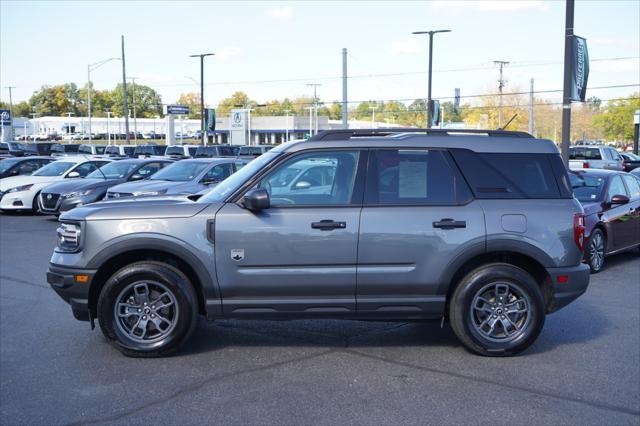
[47,129,590,357]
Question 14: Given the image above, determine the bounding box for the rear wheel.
[449,263,545,357]
[97,261,198,357]
[587,228,606,273]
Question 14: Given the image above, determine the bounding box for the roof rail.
[309,128,533,141]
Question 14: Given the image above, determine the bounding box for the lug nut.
[142,315,147,320]
[151,314,155,318]
[137,308,142,313]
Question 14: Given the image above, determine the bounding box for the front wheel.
[97,261,198,357]
[449,263,545,357]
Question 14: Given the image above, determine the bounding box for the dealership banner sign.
[571,35,590,102]
[0,109,11,125]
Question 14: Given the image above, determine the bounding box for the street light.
[369,105,378,128]
[87,57,119,142]
[306,83,321,135]
[412,29,451,128]
[190,53,215,146]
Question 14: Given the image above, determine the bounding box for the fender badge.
[231,249,244,261]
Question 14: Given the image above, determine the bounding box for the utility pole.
[87,57,119,143]
[561,0,575,164]
[342,48,348,129]
[369,105,377,128]
[305,106,314,138]
[130,77,138,142]
[306,83,321,135]
[494,60,509,128]
[284,109,290,142]
[412,29,451,128]
[4,86,15,140]
[190,53,215,146]
[529,78,535,135]
[121,36,130,144]
[106,111,111,145]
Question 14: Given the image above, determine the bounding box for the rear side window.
[622,175,640,199]
[365,149,471,205]
[451,150,563,199]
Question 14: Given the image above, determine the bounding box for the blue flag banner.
[571,35,590,102]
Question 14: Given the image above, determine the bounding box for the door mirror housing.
[242,188,270,211]
[129,174,144,181]
[293,181,311,190]
[610,194,630,205]
[201,178,219,185]
[67,171,80,178]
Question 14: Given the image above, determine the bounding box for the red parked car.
[570,169,640,272]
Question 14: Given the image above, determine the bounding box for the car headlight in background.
[62,189,95,199]
[56,222,82,252]
[134,189,167,196]
[7,184,34,193]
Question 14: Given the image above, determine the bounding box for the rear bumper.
[546,263,590,313]
[47,263,96,321]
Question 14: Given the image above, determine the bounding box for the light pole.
[129,77,138,142]
[284,109,290,142]
[4,86,15,140]
[306,83,321,135]
[494,60,509,127]
[105,111,111,145]
[369,105,378,128]
[87,57,119,142]
[190,53,215,146]
[30,108,38,139]
[412,29,451,128]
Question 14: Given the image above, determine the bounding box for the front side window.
[17,160,40,175]
[622,175,640,199]
[149,161,209,182]
[72,162,100,177]
[203,163,233,183]
[135,162,165,178]
[259,151,360,206]
[366,149,465,205]
[87,162,137,179]
[607,175,628,202]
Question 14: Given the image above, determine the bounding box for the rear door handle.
[311,220,346,230]
[433,218,466,229]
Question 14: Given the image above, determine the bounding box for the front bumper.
[47,263,97,321]
[546,263,590,313]
[0,191,35,210]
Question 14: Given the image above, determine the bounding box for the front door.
[603,174,635,251]
[214,149,365,317]
[357,148,485,317]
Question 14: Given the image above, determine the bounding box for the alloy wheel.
[470,282,531,343]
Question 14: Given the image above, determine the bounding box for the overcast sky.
[1,0,638,108]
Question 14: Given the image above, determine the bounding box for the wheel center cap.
[144,308,150,314]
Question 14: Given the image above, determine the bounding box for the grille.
[106,192,133,199]
[40,193,60,210]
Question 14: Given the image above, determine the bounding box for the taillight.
[573,213,585,252]
[582,162,589,168]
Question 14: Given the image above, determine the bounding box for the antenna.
[500,113,518,130]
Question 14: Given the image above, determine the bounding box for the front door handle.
[433,218,466,229]
[311,220,346,230]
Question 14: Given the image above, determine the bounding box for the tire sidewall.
[587,228,605,273]
[97,262,197,356]
[451,264,545,356]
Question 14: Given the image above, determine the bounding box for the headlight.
[62,189,94,199]
[134,189,167,196]
[56,222,82,252]
[7,184,34,193]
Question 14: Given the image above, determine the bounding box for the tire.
[586,228,606,273]
[449,263,545,357]
[31,193,40,215]
[97,261,198,357]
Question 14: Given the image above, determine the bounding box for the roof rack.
[309,128,533,141]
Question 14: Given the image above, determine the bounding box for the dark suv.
[47,129,590,357]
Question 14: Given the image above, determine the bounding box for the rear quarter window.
[451,150,564,199]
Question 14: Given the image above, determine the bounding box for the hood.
[581,201,603,216]
[108,179,193,195]
[40,178,122,195]
[60,196,213,221]
[0,175,64,191]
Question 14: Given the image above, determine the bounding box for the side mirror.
[242,188,270,211]
[67,171,80,178]
[293,181,311,190]
[610,194,630,205]
[201,178,219,185]
[129,174,144,181]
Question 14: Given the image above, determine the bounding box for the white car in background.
[0,156,111,213]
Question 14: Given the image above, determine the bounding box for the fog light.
[557,275,569,284]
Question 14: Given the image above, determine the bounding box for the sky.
[1,0,638,110]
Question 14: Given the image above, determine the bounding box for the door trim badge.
[231,249,244,261]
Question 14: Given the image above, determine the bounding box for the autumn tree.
[177,92,201,119]
[593,93,640,142]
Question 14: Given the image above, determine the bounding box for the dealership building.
[10,114,394,145]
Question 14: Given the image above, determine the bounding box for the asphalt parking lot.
[1,213,639,425]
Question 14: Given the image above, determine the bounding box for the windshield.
[200,152,278,203]
[33,161,75,177]
[570,172,606,202]
[0,158,21,173]
[87,161,138,179]
[149,161,209,181]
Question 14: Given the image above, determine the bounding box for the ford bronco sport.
[47,129,590,357]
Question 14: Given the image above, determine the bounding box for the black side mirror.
[610,194,630,205]
[242,188,270,211]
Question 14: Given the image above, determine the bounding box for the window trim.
[230,148,368,208]
[363,147,474,207]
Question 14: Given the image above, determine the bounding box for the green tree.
[29,83,82,116]
[109,83,162,118]
[593,93,639,142]
[177,92,201,119]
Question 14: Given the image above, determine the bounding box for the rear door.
[357,148,485,316]
[214,149,366,316]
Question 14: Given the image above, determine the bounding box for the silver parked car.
[47,129,590,357]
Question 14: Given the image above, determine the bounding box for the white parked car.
[0,156,111,213]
